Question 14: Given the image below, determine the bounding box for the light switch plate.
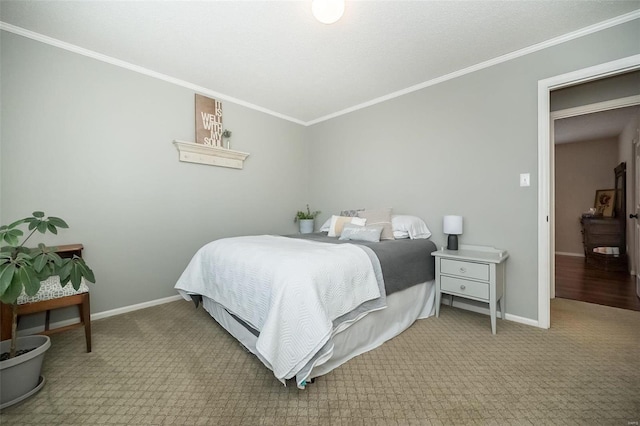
[520,173,530,187]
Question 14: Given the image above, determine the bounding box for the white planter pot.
[299,219,315,234]
[0,335,50,410]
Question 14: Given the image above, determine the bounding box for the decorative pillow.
[391,215,432,239]
[321,216,365,233]
[339,224,384,242]
[350,217,367,226]
[17,276,89,304]
[328,215,367,237]
[339,209,364,217]
[357,208,393,240]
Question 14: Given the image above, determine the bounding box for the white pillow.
[393,230,410,239]
[319,218,332,232]
[351,217,367,226]
[391,215,432,239]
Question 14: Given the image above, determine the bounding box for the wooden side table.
[580,216,627,272]
[432,245,509,334]
[0,244,92,352]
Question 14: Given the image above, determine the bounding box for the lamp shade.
[312,0,345,24]
[443,215,463,235]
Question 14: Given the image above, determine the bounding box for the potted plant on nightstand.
[0,211,95,409]
[294,205,321,234]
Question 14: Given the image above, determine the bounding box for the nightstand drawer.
[441,276,489,300]
[440,259,489,281]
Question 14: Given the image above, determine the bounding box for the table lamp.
[443,215,463,250]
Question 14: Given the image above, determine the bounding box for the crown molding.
[2,9,639,127]
[305,9,640,125]
[0,22,306,127]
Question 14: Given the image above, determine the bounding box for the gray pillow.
[339,223,384,242]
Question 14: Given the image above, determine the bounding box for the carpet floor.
[1,298,639,425]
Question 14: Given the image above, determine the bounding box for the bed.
[175,229,437,388]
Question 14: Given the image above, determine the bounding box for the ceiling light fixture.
[311,0,345,24]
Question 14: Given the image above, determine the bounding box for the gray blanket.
[288,233,436,295]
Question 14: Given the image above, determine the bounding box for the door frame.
[633,133,640,297]
[537,54,640,329]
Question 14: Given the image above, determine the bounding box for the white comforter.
[175,235,384,386]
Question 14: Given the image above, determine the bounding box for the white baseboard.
[555,251,584,257]
[91,294,183,321]
[17,294,184,337]
[18,293,544,337]
[442,295,540,328]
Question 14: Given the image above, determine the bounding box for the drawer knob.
[460,284,466,290]
[459,267,466,273]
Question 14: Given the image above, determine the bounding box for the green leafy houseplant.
[294,204,321,222]
[0,212,95,359]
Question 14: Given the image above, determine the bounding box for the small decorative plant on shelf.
[0,211,95,359]
[294,205,321,234]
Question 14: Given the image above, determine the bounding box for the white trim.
[0,22,306,127]
[306,10,640,125]
[20,293,542,336]
[91,294,183,321]
[555,252,585,258]
[17,294,183,336]
[2,10,640,127]
[538,79,552,328]
[551,95,640,120]
[538,54,640,331]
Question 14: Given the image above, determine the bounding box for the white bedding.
[175,235,386,387]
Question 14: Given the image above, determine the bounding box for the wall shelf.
[173,140,249,169]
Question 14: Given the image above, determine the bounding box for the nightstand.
[431,244,509,334]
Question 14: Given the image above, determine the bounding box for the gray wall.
[1,32,309,323]
[555,138,619,255]
[2,19,640,326]
[308,20,640,321]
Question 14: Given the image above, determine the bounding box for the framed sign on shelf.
[195,94,223,147]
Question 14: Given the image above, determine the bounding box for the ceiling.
[1,1,639,125]
[555,105,640,144]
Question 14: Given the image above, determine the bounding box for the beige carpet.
[1,298,639,425]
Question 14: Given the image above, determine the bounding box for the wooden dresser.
[580,216,627,271]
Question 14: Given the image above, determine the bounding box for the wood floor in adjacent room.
[555,254,640,311]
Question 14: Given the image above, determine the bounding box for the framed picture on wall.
[594,189,616,217]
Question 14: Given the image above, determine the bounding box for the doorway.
[537,54,640,329]
[552,102,640,311]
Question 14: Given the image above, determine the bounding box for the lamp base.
[447,234,459,250]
